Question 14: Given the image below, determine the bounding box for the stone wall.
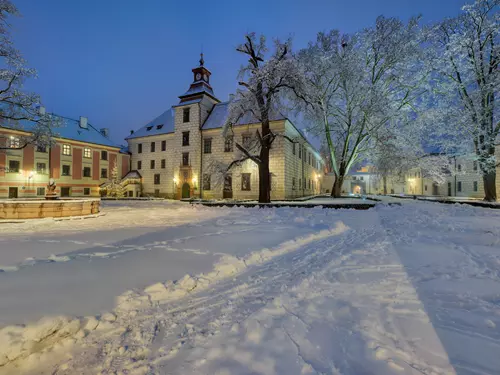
[0,198,100,220]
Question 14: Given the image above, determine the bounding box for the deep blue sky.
[12,0,467,145]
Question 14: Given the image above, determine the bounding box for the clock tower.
[178,53,219,104]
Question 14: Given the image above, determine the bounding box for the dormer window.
[146,126,153,131]
[156,124,163,130]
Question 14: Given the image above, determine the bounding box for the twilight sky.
[12,0,467,146]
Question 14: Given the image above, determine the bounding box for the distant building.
[0,113,129,198]
[126,56,324,200]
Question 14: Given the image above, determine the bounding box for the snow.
[1,201,500,374]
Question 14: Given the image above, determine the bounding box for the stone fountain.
[45,178,59,200]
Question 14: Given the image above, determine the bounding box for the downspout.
[421,170,424,195]
[454,156,457,196]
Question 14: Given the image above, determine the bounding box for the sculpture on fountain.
[45,178,58,200]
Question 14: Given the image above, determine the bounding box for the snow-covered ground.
[1,201,500,374]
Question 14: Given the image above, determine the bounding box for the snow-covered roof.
[122,170,142,179]
[179,84,215,98]
[202,101,286,130]
[1,113,120,149]
[125,108,175,140]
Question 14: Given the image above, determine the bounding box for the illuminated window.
[241,173,251,191]
[62,144,71,155]
[84,148,91,158]
[8,137,20,148]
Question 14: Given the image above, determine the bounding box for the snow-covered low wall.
[0,199,100,220]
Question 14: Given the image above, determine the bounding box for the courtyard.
[0,200,499,374]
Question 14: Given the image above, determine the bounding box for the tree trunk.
[258,144,271,203]
[483,169,497,202]
[331,175,344,198]
[383,175,387,195]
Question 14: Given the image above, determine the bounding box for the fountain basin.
[0,198,100,220]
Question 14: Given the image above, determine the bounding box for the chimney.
[229,94,235,101]
[100,128,109,138]
[79,116,88,129]
[130,130,134,135]
[38,106,46,116]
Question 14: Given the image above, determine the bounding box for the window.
[101,150,108,160]
[303,179,306,189]
[101,168,108,178]
[161,159,166,169]
[84,188,90,195]
[161,140,166,151]
[150,160,155,169]
[183,107,190,123]
[36,144,46,153]
[242,135,252,148]
[269,173,272,191]
[308,153,311,165]
[137,160,142,169]
[154,174,160,185]
[457,181,462,192]
[292,143,296,155]
[146,126,153,131]
[37,187,45,196]
[360,176,364,181]
[156,124,163,130]
[292,177,296,190]
[182,152,189,166]
[457,164,462,172]
[150,142,155,152]
[62,144,71,155]
[62,165,71,176]
[182,131,190,146]
[203,174,211,190]
[473,161,478,171]
[473,181,478,192]
[8,160,19,173]
[154,189,160,197]
[84,148,91,158]
[298,146,302,159]
[224,136,233,152]
[83,166,91,177]
[241,173,251,191]
[8,137,20,148]
[425,185,428,191]
[353,176,357,180]
[299,179,301,189]
[138,143,142,153]
[204,138,212,154]
[36,162,46,174]
[61,187,70,197]
[308,179,311,189]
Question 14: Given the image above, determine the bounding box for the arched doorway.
[353,185,362,194]
[182,183,190,198]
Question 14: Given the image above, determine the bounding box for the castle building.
[0,113,129,198]
[126,56,324,200]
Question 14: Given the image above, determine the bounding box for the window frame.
[457,181,462,192]
[161,140,166,151]
[161,159,166,169]
[62,144,71,156]
[138,143,142,154]
[84,148,92,158]
[36,162,47,174]
[154,174,161,185]
[37,187,45,196]
[182,131,190,146]
[204,138,212,154]
[150,142,155,152]
[473,181,478,192]
[62,164,71,176]
[83,166,91,177]
[8,160,20,173]
[137,160,142,170]
[203,174,211,190]
[36,144,47,153]
[101,150,108,161]
[224,136,233,152]
[182,152,189,166]
[183,107,190,123]
[241,173,251,191]
[150,160,155,169]
[84,188,91,196]
[100,168,108,179]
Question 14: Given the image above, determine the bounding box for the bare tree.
[0,0,57,151]
[223,33,301,203]
[426,0,499,201]
[294,17,425,198]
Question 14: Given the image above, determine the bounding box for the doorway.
[432,183,439,196]
[181,183,190,199]
[223,174,233,199]
[8,187,18,198]
[447,182,452,196]
[61,187,70,197]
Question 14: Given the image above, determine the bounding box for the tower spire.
[199,52,204,67]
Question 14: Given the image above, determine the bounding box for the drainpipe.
[454,156,457,196]
[199,104,203,200]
